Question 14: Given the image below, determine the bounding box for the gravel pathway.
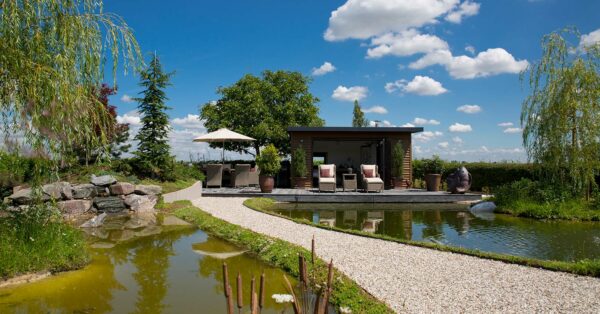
[192,197,600,313]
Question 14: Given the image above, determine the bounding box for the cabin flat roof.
[287,126,424,133]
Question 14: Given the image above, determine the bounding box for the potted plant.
[291,146,309,189]
[255,144,281,193]
[391,142,405,189]
[423,155,444,191]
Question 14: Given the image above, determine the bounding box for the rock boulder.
[43,182,72,200]
[124,194,158,213]
[72,184,97,199]
[109,182,135,195]
[8,188,49,205]
[91,174,117,187]
[470,201,496,212]
[58,200,93,215]
[134,184,162,196]
[93,196,126,213]
[80,213,107,228]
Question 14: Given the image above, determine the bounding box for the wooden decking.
[201,187,482,203]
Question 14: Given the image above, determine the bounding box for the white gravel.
[191,196,600,313]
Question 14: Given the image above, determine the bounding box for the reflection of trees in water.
[130,232,180,314]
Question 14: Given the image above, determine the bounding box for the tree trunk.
[254,143,260,157]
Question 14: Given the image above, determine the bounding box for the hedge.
[412,160,535,192]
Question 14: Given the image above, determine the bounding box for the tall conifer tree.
[134,54,173,179]
[352,100,368,127]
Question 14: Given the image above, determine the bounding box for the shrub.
[391,142,404,178]
[413,160,536,192]
[422,155,444,174]
[256,144,281,176]
[291,146,307,178]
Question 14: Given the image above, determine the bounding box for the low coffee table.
[342,173,357,192]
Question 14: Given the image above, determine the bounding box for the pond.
[0,227,297,313]
[269,203,600,262]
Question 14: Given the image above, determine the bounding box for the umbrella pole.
[222,139,225,164]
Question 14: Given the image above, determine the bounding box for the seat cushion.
[320,165,335,178]
[364,177,383,183]
[319,177,336,183]
[362,165,377,178]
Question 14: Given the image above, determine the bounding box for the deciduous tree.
[0,0,141,157]
[200,70,323,156]
[521,28,600,197]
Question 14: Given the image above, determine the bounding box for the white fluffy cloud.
[332,85,368,101]
[385,76,447,95]
[413,117,440,125]
[438,141,449,148]
[116,110,142,126]
[312,62,337,76]
[366,30,448,59]
[503,127,522,134]
[449,122,472,132]
[410,48,529,79]
[579,28,600,50]
[498,122,513,127]
[171,114,205,129]
[401,122,416,127]
[456,104,481,114]
[369,120,395,127]
[445,0,480,23]
[414,131,443,142]
[324,0,463,41]
[362,105,388,114]
[120,94,134,103]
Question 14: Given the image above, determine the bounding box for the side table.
[342,173,357,192]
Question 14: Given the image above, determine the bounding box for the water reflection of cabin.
[288,127,424,189]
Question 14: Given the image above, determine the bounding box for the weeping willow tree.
[0,0,141,160]
[521,28,600,198]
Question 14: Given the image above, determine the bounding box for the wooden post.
[259,272,265,310]
[237,273,243,310]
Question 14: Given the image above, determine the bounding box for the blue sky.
[105,0,600,161]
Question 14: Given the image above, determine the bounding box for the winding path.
[166,186,600,313]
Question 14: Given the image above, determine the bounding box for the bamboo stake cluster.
[222,263,266,314]
[222,236,334,314]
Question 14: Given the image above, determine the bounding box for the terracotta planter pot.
[424,174,441,191]
[259,175,275,193]
[293,177,310,189]
[392,177,406,189]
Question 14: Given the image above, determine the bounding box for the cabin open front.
[288,127,424,190]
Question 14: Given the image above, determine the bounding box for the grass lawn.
[169,200,393,313]
[244,198,600,278]
[0,213,89,280]
[495,199,600,221]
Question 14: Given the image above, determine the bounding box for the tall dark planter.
[259,175,275,193]
[425,174,441,191]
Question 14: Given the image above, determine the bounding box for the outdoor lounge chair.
[206,164,224,188]
[233,164,251,187]
[361,164,384,193]
[318,164,336,192]
[248,166,260,186]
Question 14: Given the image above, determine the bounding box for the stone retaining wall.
[4,175,162,217]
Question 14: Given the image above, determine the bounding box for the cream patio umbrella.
[192,128,255,163]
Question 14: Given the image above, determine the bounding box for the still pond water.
[0,228,296,314]
[270,203,600,262]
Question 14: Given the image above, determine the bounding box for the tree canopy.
[134,54,173,180]
[200,70,324,156]
[352,100,368,127]
[521,28,600,197]
[0,0,141,158]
